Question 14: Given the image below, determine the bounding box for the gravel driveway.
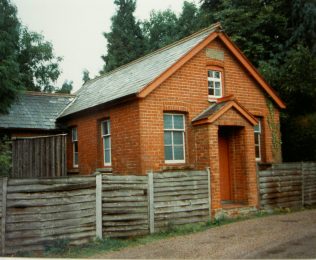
[92,209,316,259]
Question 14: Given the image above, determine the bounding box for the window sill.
[208,96,221,103]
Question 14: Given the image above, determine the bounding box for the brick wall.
[63,100,141,175]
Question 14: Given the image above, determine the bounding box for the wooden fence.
[11,134,67,178]
[151,170,210,232]
[257,162,316,209]
[0,176,96,255]
[0,169,211,255]
[102,175,149,238]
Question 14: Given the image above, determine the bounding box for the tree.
[142,9,179,53]
[142,1,204,54]
[18,27,62,92]
[55,80,73,94]
[0,0,22,113]
[200,0,316,161]
[204,0,288,66]
[177,1,204,38]
[101,0,145,73]
[82,69,90,84]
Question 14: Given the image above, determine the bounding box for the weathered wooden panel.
[11,135,67,178]
[2,177,96,255]
[102,174,149,238]
[303,163,316,206]
[258,162,316,209]
[153,170,210,231]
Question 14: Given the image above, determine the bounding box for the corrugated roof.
[0,92,74,130]
[60,24,220,117]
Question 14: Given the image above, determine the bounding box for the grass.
[42,207,313,258]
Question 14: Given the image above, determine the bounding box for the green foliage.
[101,0,145,73]
[55,80,73,94]
[0,0,22,113]
[0,135,12,176]
[142,1,204,54]
[208,0,288,66]
[82,69,91,84]
[44,238,128,258]
[44,238,70,255]
[18,27,62,93]
[142,9,179,53]
[0,0,63,113]
[177,1,205,38]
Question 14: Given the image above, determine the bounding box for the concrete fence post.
[95,173,103,239]
[301,162,305,207]
[206,167,212,221]
[147,170,154,234]
[1,177,8,255]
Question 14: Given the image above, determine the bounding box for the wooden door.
[219,130,231,201]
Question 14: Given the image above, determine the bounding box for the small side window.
[101,120,111,166]
[254,119,261,161]
[72,128,78,167]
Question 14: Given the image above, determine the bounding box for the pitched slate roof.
[59,23,221,118]
[0,92,74,130]
[192,101,228,122]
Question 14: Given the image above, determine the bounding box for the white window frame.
[164,113,185,164]
[72,128,78,168]
[101,120,111,166]
[254,119,262,161]
[208,70,222,98]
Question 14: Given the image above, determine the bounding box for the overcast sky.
[12,0,198,92]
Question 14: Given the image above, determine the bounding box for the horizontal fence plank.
[7,201,95,215]
[154,184,209,193]
[8,177,95,186]
[7,195,95,208]
[7,208,94,223]
[153,171,207,179]
[155,198,208,209]
[7,183,95,193]
[103,175,146,181]
[102,201,148,208]
[6,215,95,231]
[154,180,207,188]
[103,190,146,198]
[155,203,209,214]
[102,213,148,221]
[7,188,95,200]
[153,176,208,183]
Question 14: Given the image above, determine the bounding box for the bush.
[0,135,11,176]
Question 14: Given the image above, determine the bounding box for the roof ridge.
[84,22,222,87]
[24,91,76,97]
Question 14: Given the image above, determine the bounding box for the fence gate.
[11,134,67,178]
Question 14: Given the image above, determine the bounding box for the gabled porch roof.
[192,96,258,126]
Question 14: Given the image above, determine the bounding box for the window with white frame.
[254,118,262,161]
[101,120,111,166]
[164,113,185,163]
[208,70,222,98]
[72,128,78,167]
